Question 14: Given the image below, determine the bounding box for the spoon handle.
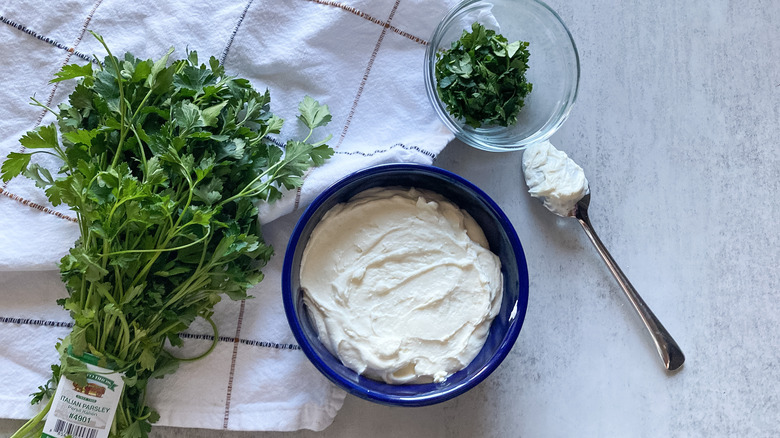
[575,209,685,371]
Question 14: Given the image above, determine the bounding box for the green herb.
[4,32,332,438]
[434,22,532,128]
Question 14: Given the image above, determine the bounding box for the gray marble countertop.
[2,0,779,436]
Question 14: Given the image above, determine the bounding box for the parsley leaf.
[49,63,93,83]
[20,124,60,149]
[1,152,32,183]
[298,95,333,130]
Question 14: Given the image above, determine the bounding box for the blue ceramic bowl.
[282,164,529,406]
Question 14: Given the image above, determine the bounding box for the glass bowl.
[424,0,580,152]
[282,164,530,406]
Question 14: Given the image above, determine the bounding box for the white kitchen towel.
[0,0,457,432]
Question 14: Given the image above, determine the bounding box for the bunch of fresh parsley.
[435,22,532,128]
[3,32,332,438]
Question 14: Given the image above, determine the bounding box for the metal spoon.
[571,192,685,371]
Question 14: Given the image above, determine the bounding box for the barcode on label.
[53,419,99,438]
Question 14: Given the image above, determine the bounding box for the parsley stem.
[303,127,314,143]
[99,314,116,352]
[9,394,52,438]
[167,314,219,362]
[130,123,148,170]
[219,158,284,206]
[116,313,133,358]
[103,232,209,256]
[29,96,59,118]
[92,280,118,305]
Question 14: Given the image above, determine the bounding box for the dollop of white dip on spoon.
[522,140,589,216]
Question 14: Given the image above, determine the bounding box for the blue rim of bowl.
[282,163,529,406]
[424,0,581,152]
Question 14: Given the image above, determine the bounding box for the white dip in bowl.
[299,187,503,384]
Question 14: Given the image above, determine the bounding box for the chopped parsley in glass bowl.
[424,0,580,152]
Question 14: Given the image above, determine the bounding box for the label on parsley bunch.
[40,358,124,438]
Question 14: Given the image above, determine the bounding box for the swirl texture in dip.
[300,187,503,384]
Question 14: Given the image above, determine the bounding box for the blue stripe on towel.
[0,316,300,351]
[0,16,96,63]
